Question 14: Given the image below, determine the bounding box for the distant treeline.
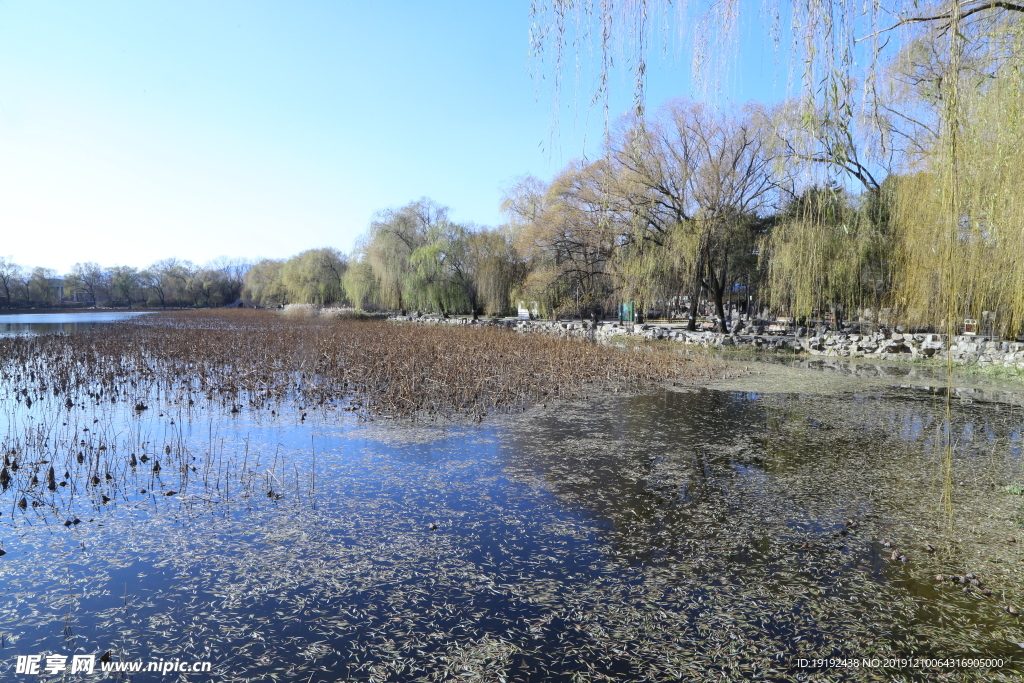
[244,200,518,319]
[0,258,249,309]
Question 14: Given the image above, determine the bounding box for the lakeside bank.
[390,314,1024,372]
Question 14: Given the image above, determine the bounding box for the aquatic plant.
[0,310,718,421]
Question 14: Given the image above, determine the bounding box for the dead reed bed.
[0,310,722,525]
[0,309,722,421]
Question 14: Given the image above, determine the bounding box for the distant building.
[42,278,90,303]
[45,278,66,301]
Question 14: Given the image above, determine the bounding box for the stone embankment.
[390,315,1024,370]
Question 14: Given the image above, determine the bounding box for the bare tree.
[67,262,109,308]
[504,164,617,318]
[110,266,141,307]
[0,258,22,309]
[612,102,780,330]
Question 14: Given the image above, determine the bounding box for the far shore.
[0,306,183,315]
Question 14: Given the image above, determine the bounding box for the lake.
[1,318,1022,681]
[0,311,152,337]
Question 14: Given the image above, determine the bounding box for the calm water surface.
[1,352,1023,681]
[0,311,152,337]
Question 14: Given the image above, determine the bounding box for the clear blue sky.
[0,1,790,273]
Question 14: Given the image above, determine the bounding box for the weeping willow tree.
[342,251,380,311]
[463,228,521,316]
[279,248,348,305]
[355,201,521,317]
[762,184,894,326]
[610,221,696,322]
[363,199,443,313]
[242,259,288,308]
[406,245,466,317]
[404,220,478,317]
[890,23,1024,339]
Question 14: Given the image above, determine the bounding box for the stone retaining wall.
[390,315,1024,370]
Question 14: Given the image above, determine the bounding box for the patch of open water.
[0,312,153,338]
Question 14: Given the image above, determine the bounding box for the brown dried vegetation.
[0,309,721,421]
[0,310,722,517]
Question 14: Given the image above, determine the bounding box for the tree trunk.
[686,265,703,332]
[708,252,731,333]
[831,302,844,330]
[713,292,728,333]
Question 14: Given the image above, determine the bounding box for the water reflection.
[2,364,1024,678]
[504,387,1024,552]
[0,311,151,336]
[502,385,1024,664]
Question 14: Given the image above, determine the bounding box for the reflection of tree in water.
[503,387,1024,565]
[504,390,788,565]
[756,387,1022,477]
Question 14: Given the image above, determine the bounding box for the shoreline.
[0,306,189,315]
[390,314,1024,374]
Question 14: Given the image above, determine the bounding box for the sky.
[0,1,791,274]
